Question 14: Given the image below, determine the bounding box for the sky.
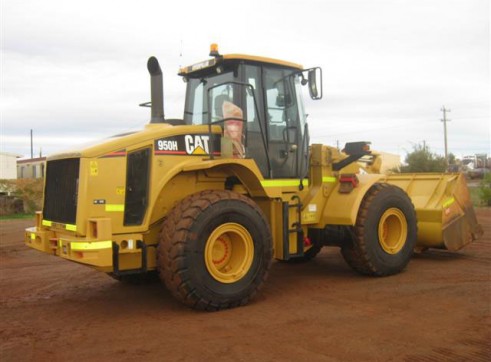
[1,0,490,161]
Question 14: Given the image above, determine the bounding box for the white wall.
[0,152,20,179]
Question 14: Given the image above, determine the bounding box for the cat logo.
[185,135,210,155]
[154,134,220,156]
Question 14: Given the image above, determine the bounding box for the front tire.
[341,183,417,276]
[158,190,272,311]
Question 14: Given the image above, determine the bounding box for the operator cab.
[179,45,322,179]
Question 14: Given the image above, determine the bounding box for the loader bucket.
[385,173,483,251]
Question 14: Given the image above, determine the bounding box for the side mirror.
[308,68,322,100]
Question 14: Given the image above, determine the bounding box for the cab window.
[183,72,236,125]
[264,67,301,143]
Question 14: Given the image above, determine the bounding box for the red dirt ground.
[1,209,490,361]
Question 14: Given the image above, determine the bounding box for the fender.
[323,173,385,226]
[149,158,270,225]
[181,158,284,198]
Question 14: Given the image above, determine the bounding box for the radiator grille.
[43,158,80,225]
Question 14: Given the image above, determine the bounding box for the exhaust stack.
[147,56,165,123]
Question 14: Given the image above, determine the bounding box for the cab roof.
[179,53,303,77]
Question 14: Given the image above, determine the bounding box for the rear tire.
[158,190,272,311]
[341,183,417,276]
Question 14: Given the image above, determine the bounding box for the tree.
[399,144,446,173]
[448,153,456,165]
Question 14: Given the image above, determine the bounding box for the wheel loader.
[25,44,483,311]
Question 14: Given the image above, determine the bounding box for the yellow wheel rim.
[378,208,408,254]
[204,223,254,284]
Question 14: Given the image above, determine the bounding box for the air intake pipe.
[147,56,165,123]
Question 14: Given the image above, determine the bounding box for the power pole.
[30,129,34,159]
[441,106,451,166]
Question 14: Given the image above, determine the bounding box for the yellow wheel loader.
[25,45,483,310]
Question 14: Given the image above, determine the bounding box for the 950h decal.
[154,134,221,156]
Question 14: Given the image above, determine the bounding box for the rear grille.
[43,158,80,225]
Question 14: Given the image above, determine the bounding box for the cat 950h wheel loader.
[25,44,483,311]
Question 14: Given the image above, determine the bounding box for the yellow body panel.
[222,54,303,70]
[322,174,384,225]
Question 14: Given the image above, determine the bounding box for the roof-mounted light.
[209,43,220,57]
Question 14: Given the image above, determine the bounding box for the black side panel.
[43,158,80,225]
[124,148,151,225]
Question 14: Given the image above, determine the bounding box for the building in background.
[17,157,46,179]
[0,152,22,180]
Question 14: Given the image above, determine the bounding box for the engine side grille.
[43,158,80,225]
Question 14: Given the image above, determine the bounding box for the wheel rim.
[378,208,408,254]
[204,223,254,284]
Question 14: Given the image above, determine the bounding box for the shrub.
[399,144,446,173]
[479,173,491,206]
[0,178,44,214]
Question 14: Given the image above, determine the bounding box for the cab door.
[263,67,306,179]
